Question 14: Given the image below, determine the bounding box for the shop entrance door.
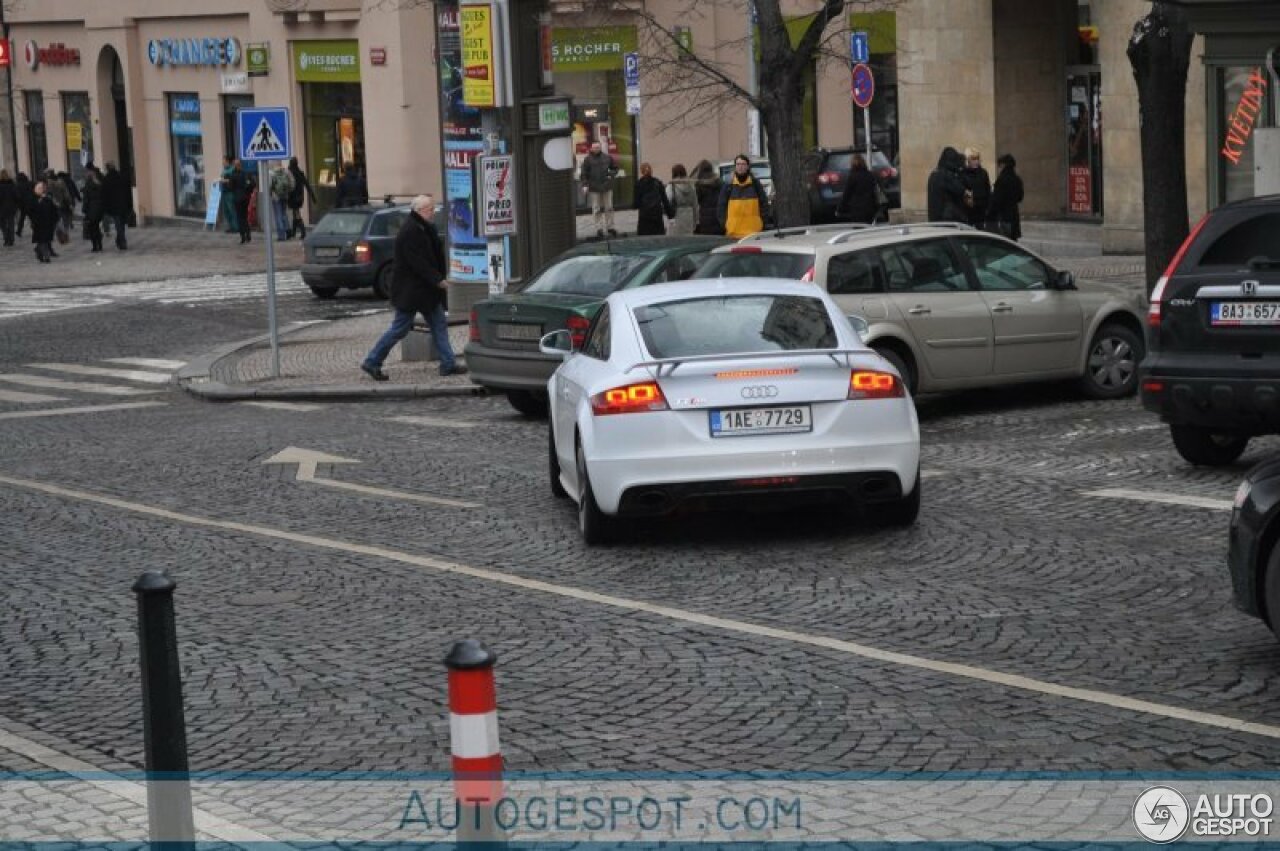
[1066,68,1103,217]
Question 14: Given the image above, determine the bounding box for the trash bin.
[400,326,439,362]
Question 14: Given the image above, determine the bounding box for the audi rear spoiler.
[627,348,868,377]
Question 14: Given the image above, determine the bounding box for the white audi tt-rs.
[540,279,921,544]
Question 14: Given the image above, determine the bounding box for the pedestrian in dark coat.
[228,160,253,244]
[14,172,33,238]
[335,163,368,208]
[836,154,880,224]
[30,182,59,262]
[961,147,992,228]
[360,195,465,381]
[692,159,724,235]
[287,156,317,239]
[986,153,1024,240]
[82,169,105,252]
[102,163,131,250]
[926,147,968,224]
[634,162,674,236]
[0,170,17,247]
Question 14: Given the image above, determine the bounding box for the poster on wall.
[1068,166,1092,215]
[439,0,488,283]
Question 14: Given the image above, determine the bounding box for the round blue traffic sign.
[852,62,874,109]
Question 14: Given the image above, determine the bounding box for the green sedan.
[466,236,730,416]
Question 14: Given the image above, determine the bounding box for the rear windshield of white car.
[313,212,371,236]
[522,255,650,297]
[634,295,837,359]
[695,252,812,280]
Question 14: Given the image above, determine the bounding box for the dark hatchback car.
[465,236,731,416]
[1227,458,1280,642]
[301,202,447,299]
[804,146,901,224]
[1141,195,1280,465]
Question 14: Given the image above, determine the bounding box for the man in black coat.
[987,153,1025,240]
[926,147,968,223]
[360,194,465,381]
[101,163,131,250]
[29,181,60,263]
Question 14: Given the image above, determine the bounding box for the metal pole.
[863,106,873,168]
[0,1,20,172]
[261,161,280,378]
[132,571,195,847]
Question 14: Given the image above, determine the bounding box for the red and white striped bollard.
[445,639,506,845]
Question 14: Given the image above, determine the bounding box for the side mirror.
[846,314,870,338]
[1055,270,1076,290]
[539,330,575,359]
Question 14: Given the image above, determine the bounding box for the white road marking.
[388,415,480,428]
[241,401,325,412]
[103,358,188,370]
[263,446,481,508]
[0,471,1275,741]
[0,388,65,403]
[920,469,946,479]
[1084,487,1233,512]
[0,273,310,319]
[25,363,175,384]
[0,402,166,420]
[0,717,288,843]
[0,374,157,396]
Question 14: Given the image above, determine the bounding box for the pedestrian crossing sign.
[237,107,291,162]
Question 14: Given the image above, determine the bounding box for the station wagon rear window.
[635,295,836,359]
[313,212,371,236]
[695,253,812,280]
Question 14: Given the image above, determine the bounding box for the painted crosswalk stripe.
[0,374,157,396]
[25,363,175,384]
[0,402,167,420]
[103,358,187,370]
[0,388,65,404]
[1083,487,1233,511]
[241,401,325,412]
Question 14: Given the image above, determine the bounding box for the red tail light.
[731,245,762,254]
[877,167,898,180]
[469,309,480,342]
[354,241,372,263]
[1149,213,1209,328]
[590,381,669,415]
[816,171,842,186]
[566,314,592,349]
[1142,380,1165,395]
[848,370,903,399]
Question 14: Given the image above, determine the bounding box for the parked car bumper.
[1141,353,1280,433]
[301,263,378,289]
[463,342,560,392]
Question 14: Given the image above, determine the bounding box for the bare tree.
[1127,1,1194,295]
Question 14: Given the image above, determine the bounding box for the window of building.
[24,91,48,176]
[60,92,93,187]
[1217,66,1275,204]
[168,94,205,217]
[223,94,254,163]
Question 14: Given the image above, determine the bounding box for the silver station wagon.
[695,223,1147,399]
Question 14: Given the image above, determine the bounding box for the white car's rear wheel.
[576,444,616,545]
[868,470,921,527]
[549,426,568,499]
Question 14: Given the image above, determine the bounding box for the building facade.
[4,0,1275,255]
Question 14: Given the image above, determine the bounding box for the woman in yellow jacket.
[717,154,771,238]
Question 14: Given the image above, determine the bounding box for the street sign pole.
[260,161,280,378]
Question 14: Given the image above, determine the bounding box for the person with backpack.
[287,156,317,239]
[269,161,295,240]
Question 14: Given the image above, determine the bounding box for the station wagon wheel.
[1079,323,1143,400]
[373,264,393,300]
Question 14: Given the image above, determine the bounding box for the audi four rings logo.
[1243,280,1260,296]
[741,385,779,399]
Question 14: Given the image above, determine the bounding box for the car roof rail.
[738,224,869,243]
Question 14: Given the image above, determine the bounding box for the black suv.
[1140,195,1280,465]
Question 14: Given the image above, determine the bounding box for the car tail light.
[469,309,480,343]
[848,370,903,399]
[1142,380,1164,395]
[1149,213,1209,328]
[816,171,842,186]
[800,266,815,283]
[731,246,762,254]
[566,314,592,349]
[590,381,669,415]
[354,241,372,264]
[878,166,899,179]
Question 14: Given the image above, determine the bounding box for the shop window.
[168,94,205,217]
[1218,66,1275,204]
[302,82,364,216]
[60,92,93,187]
[223,95,254,163]
[24,91,48,176]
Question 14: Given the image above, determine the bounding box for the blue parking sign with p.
[623,52,639,89]
[238,107,291,162]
